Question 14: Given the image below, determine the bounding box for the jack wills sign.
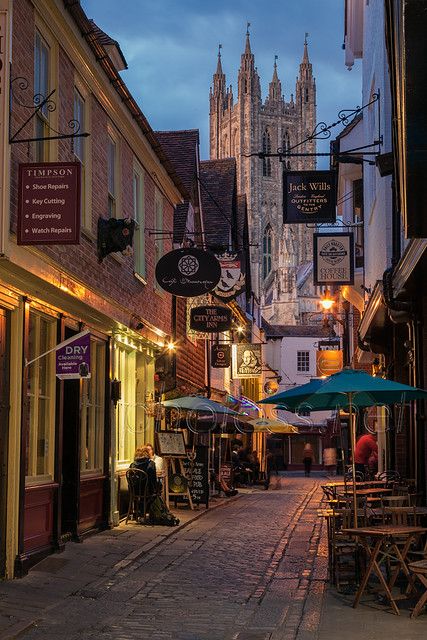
[18,162,81,245]
[190,306,232,333]
[313,233,354,286]
[283,170,336,223]
[155,248,221,297]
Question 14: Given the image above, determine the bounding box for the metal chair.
[330,508,365,591]
[126,468,149,524]
[377,470,401,488]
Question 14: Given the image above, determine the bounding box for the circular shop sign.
[155,248,221,297]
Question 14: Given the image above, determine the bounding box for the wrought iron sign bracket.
[243,91,382,165]
[305,220,363,230]
[9,77,90,145]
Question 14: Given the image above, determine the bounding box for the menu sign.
[283,170,336,223]
[313,233,354,286]
[182,446,209,507]
[17,162,81,245]
[190,306,232,333]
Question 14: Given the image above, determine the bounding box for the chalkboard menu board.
[183,446,209,508]
[156,431,186,456]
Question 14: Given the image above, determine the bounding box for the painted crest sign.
[213,253,246,301]
[313,233,354,285]
[155,248,221,297]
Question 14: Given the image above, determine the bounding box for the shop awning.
[247,418,299,434]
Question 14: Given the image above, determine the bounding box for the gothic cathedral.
[209,31,319,325]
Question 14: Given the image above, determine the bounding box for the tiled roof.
[155,130,199,195]
[200,158,236,251]
[262,318,331,338]
[88,19,128,69]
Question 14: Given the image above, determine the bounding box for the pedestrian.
[302,443,314,477]
[354,433,377,478]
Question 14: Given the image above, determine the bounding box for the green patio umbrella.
[277,368,427,524]
[259,378,326,411]
[162,396,239,415]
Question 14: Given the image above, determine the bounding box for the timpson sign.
[17,162,81,245]
[283,170,336,224]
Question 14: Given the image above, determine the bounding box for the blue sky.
[82,0,362,163]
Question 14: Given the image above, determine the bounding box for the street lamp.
[319,289,335,312]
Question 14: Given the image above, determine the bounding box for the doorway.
[0,309,10,576]
[60,328,81,539]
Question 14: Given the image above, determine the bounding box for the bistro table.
[342,525,427,615]
[322,481,388,499]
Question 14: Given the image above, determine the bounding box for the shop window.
[26,312,56,482]
[115,344,150,466]
[297,350,310,373]
[34,31,50,161]
[80,339,105,473]
[133,162,146,278]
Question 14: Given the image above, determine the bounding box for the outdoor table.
[322,481,387,499]
[408,559,427,618]
[368,506,427,521]
[342,525,427,615]
[343,487,393,497]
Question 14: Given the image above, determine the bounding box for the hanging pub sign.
[155,248,221,297]
[190,305,232,333]
[232,343,262,379]
[313,232,354,286]
[56,330,91,380]
[17,162,81,245]
[211,344,231,368]
[316,349,343,377]
[213,253,246,301]
[283,170,336,224]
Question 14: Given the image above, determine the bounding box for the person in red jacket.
[354,433,378,476]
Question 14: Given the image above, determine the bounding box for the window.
[262,225,272,279]
[297,351,310,373]
[73,87,88,225]
[107,134,117,217]
[154,190,163,286]
[26,311,56,482]
[282,130,291,169]
[115,345,150,465]
[34,31,50,161]
[133,163,145,278]
[262,130,271,177]
[80,339,105,473]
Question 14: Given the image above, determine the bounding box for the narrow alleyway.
[0,478,326,640]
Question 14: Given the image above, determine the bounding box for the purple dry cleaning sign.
[56,330,91,380]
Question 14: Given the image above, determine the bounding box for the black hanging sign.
[313,233,354,285]
[155,248,221,297]
[211,344,231,368]
[283,170,337,223]
[190,305,232,333]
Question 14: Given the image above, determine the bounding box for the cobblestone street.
[0,477,327,640]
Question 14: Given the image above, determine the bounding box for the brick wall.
[9,0,173,335]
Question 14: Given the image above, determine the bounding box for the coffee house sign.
[283,170,336,224]
[17,162,81,245]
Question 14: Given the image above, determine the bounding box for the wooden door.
[0,309,10,576]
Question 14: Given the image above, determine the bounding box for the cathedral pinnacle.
[302,32,309,64]
[245,22,252,54]
[216,43,223,74]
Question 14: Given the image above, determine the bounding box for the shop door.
[0,309,10,575]
[60,329,81,538]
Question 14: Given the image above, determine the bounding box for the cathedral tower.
[209,32,318,325]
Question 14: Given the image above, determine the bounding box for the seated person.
[130,446,158,498]
[231,445,252,485]
[146,443,165,479]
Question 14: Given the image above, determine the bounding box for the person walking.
[302,443,314,477]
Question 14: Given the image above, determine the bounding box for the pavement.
[0,476,425,640]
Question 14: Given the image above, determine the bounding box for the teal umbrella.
[162,396,239,416]
[259,378,326,411]
[284,368,427,525]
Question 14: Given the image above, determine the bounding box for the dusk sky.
[82,0,362,164]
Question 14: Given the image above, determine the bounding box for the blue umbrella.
[162,396,239,416]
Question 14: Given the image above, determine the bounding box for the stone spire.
[268,55,282,101]
[238,24,260,99]
[212,43,226,96]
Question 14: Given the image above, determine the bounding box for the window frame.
[154,189,164,289]
[73,80,92,231]
[33,20,58,162]
[107,125,120,219]
[133,161,146,279]
[80,338,106,475]
[297,350,310,373]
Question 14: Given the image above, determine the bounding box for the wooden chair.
[408,560,427,617]
[381,495,410,509]
[126,468,150,524]
[382,506,418,526]
[330,507,366,590]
